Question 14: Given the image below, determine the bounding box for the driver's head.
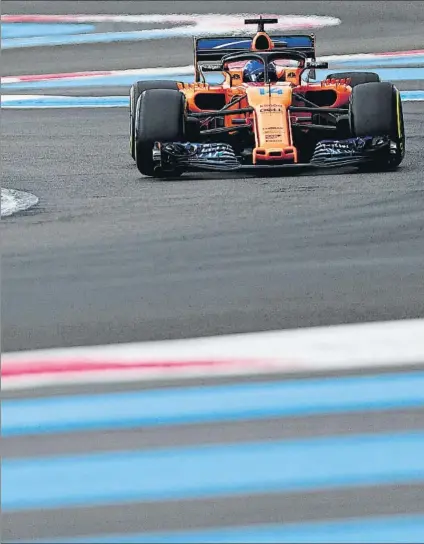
[243,60,278,83]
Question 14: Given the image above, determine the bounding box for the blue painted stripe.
[1,27,222,50]
[401,90,424,100]
[3,371,424,436]
[43,515,424,543]
[2,90,423,110]
[328,55,424,67]
[1,73,222,90]
[1,23,95,39]
[3,432,424,510]
[316,67,424,81]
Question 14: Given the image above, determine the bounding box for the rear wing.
[194,34,316,81]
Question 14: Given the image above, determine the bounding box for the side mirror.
[306,61,329,69]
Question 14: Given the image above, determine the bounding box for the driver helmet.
[243,59,279,83]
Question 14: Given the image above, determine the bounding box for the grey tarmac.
[2,104,424,352]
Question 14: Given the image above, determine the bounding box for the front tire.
[349,81,405,170]
[129,80,181,160]
[135,89,185,177]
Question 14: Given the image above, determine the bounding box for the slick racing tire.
[135,88,185,177]
[129,80,180,160]
[349,81,405,170]
[326,71,380,87]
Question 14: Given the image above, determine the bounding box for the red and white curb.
[2,319,424,390]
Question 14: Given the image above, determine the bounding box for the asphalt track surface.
[2,102,424,353]
[2,1,424,541]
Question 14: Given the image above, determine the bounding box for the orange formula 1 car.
[129,17,405,177]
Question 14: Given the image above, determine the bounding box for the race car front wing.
[151,136,393,175]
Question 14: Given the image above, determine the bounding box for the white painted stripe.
[1,188,39,217]
[1,13,341,28]
[2,90,422,109]
[1,95,128,108]
[2,94,44,102]
[2,319,424,390]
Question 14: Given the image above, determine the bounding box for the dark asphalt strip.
[3,408,424,458]
[2,105,424,352]
[4,483,424,542]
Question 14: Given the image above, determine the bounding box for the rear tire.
[135,89,185,177]
[129,80,180,160]
[326,71,380,87]
[349,81,405,170]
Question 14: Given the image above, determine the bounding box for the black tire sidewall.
[129,80,180,159]
[135,89,185,176]
[349,82,405,169]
